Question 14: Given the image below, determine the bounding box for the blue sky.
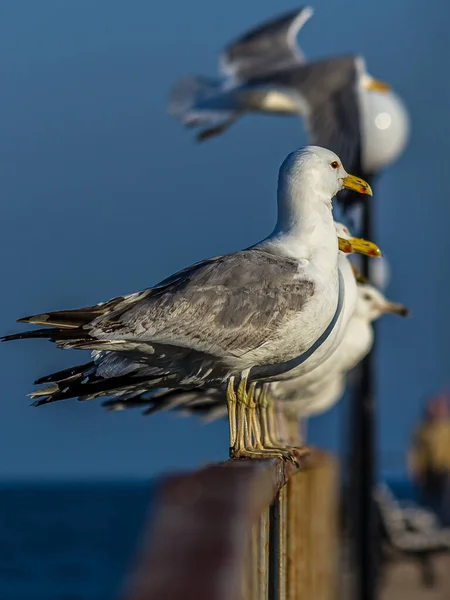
[1,0,449,478]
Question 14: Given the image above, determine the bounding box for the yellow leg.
[258,384,275,448]
[230,374,250,457]
[265,389,298,448]
[256,384,287,448]
[286,413,303,446]
[274,402,295,447]
[234,388,247,455]
[226,377,237,450]
[230,375,299,464]
[267,394,282,446]
[260,385,308,466]
[247,383,264,449]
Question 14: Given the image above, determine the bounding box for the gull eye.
[363,293,371,301]
[330,161,340,170]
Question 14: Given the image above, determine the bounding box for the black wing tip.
[17,315,41,324]
[31,397,53,407]
[1,332,58,343]
[1,333,26,343]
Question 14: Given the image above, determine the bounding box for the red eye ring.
[330,161,340,169]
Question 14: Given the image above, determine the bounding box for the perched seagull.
[2,147,372,462]
[134,283,408,444]
[99,222,381,418]
[169,7,409,207]
[271,283,410,421]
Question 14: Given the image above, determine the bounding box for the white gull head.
[278,146,354,205]
[355,283,409,321]
[273,146,371,248]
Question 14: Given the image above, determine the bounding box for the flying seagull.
[2,147,372,462]
[168,6,409,207]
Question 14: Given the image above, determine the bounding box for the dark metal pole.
[349,199,379,600]
[269,491,282,599]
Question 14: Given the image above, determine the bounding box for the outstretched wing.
[301,58,370,208]
[307,82,362,183]
[275,56,363,181]
[219,7,313,81]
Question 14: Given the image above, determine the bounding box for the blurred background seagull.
[1,147,372,462]
[272,282,410,442]
[168,6,409,208]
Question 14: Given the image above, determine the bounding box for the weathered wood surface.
[121,450,337,600]
[286,455,338,600]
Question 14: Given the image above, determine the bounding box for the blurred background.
[1,0,449,598]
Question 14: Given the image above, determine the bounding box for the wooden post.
[286,453,339,600]
[121,451,337,600]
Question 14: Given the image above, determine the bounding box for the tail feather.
[179,403,227,423]
[34,362,95,385]
[17,306,104,328]
[1,327,91,343]
[101,387,191,414]
[30,371,166,407]
[2,329,148,353]
[13,289,145,330]
[28,347,171,406]
[168,75,222,123]
[168,75,240,133]
[102,386,224,418]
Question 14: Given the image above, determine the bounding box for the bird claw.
[230,447,285,462]
[229,445,306,468]
[279,449,300,468]
[288,455,300,468]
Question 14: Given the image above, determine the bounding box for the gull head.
[355,283,409,321]
[279,146,373,205]
[335,221,382,257]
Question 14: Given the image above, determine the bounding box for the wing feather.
[220,7,313,80]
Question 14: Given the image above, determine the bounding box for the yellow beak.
[342,174,373,196]
[348,237,382,258]
[382,302,410,317]
[338,237,353,254]
[364,78,390,93]
[351,264,368,283]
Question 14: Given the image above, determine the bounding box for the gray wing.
[307,79,362,176]
[167,75,239,127]
[219,7,313,81]
[88,249,315,359]
[267,56,362,174]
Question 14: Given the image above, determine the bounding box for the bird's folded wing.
[9,249,314,359]
[88,249,315,358]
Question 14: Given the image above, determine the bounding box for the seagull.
[2,146,372,461]
[99,222,381,420]
[168,6,407,208]
[270,283,410,421]
[151,283,408,440]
